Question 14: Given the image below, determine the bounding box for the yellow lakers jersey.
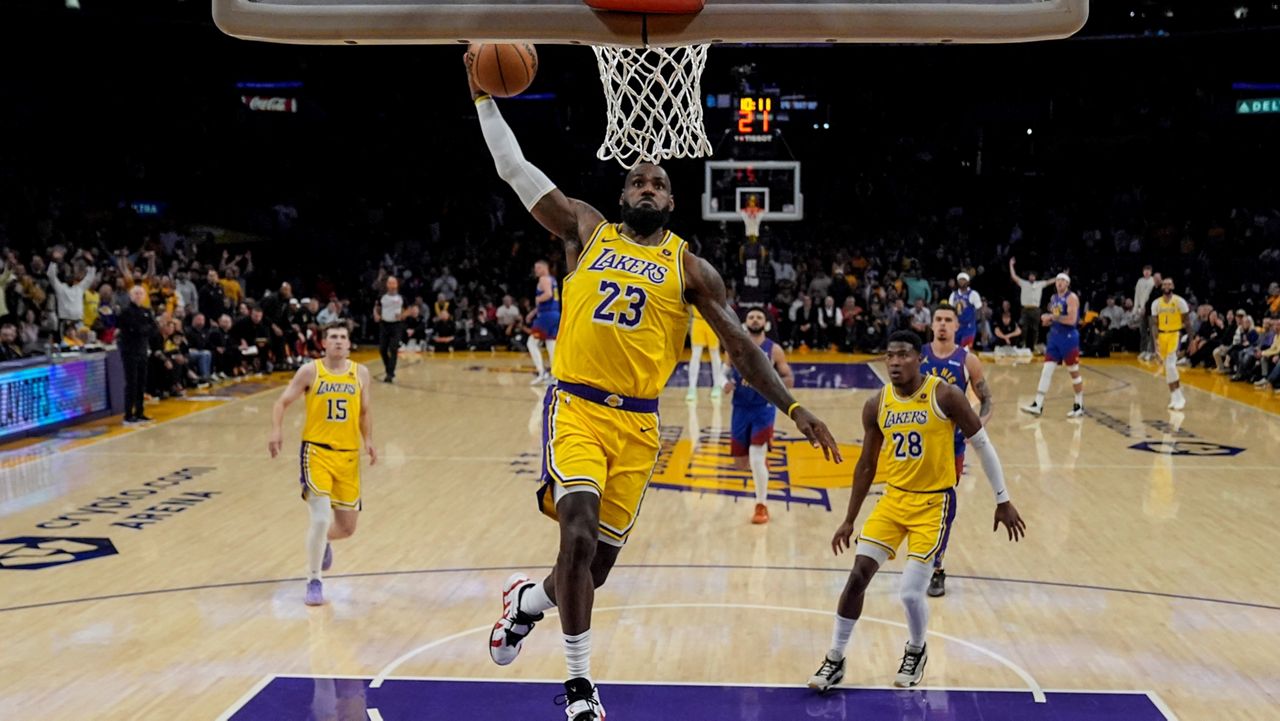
[554,222,690,399]
[1154,295,1188,332]
[876,375,956,493]
[304,359,362,450]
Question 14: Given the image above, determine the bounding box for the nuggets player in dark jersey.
[808,331,1024,692]
[723,308,794,525]
[919,302,993,597]
[466,58,842,721]
[528,259,561,384]
[1021,273,1085,418]
[269,323,376,606]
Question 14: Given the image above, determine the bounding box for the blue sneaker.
[305,579,324,606]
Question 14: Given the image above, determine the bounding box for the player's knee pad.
[1066,364,1081,374]
[854,541,891,568]
[899,560,932,604]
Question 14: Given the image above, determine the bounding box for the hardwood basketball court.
[0,351,1275,720]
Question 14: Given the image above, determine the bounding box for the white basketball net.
[592,44,713,168]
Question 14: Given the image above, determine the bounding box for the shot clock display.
[736,96,774,140]
[706,92,823,144]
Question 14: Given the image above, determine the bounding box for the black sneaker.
[136,415,154,422]
[807,653,845,693]
[556,677,605,721]
[928,569,946,597]
[893,643,928,688]
[123,415,138,424]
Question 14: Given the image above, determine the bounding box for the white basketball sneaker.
[1066,403,1085,418]
[1170,393,1186,411]
[488,573,542,666]
[807,653,846,693]
[893,643,928,688]
[1019,401,1043,416]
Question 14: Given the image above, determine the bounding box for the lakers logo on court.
[648,426,860,511]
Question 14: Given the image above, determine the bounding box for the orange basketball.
[469,43,538,98]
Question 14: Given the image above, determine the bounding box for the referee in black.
[375,275,405,383]
[117,285,159,423]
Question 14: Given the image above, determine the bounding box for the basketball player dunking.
[808,331,1024,692]
[723,308,794,524]
[1021,273,1085,418]
[527,259,561,384]
[466,58,842,721]
[919,302,993,597]
[269,323,377,606]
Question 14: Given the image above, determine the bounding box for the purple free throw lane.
[230,677,1169,721]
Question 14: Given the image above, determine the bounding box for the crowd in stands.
[3,172,1279,402]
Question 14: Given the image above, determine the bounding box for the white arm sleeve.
[967,427,1010,504]
[475,97,556,211]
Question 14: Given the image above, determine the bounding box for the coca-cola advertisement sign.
[241,95,298,113]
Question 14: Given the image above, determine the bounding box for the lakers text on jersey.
[301,359,363,510]
[537,222,690,546]
[857,376,958,563]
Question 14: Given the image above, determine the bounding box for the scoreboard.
[706,92,825,144]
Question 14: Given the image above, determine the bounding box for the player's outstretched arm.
[832,396,882,555]
[937,383,1025,541]
[269,362,316,459]
[684,251,841,463]
[465,53,604,271]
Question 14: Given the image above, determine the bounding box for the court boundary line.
[1146,690,1181,721]
[213,673,275,721]
[222,673,1175,720]
[3,563,1278,615]
[367,602,1047,703]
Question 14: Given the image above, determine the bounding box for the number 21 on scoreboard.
[738,97,772,134]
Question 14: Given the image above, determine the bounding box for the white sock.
[709,348,724,389]
[564,630,592,681]
[900,560,932,648]
[527,336,545,376]
[688,345,703,390]
[306,492,332,581]
[546,339,556,366]
[749,444,769,504]
[829,614,856,660]
[1035,362,1056,406]
[518,581,556,616]
[1073,387,1084,406]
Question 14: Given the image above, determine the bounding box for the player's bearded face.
[746,318,766,333]
[621,198,671,236]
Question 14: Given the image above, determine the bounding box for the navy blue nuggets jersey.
[921,344,968,458]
